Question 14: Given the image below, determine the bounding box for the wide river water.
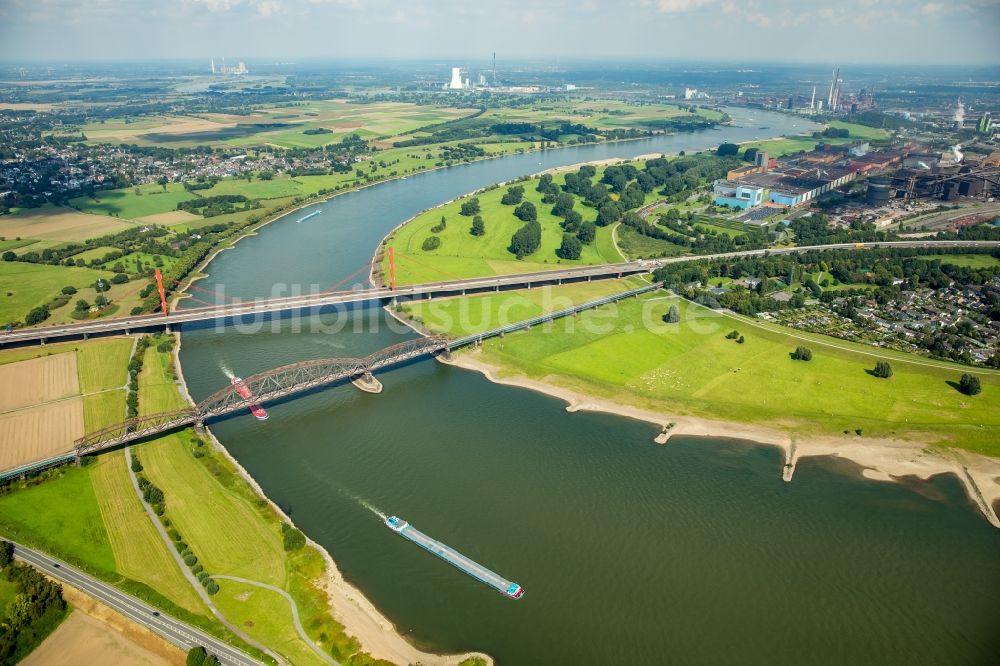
[179,108,1000,665]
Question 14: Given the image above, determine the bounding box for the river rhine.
[179,108,1000,665]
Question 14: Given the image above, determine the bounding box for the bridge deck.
[3,241,994,347]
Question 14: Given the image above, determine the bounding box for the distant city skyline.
[1,0,999,65]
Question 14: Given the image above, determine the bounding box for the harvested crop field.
[0,353,79,412]
[0,399,83,469]
[21,605,179,666]
[0,207,132,241]
[135,210,201,226]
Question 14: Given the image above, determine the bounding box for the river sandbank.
[442,350,1000,529]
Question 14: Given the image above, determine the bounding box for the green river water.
[178,109,1000,665]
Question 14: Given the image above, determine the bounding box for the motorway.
[2,240,997,346]
[11,541,262,666]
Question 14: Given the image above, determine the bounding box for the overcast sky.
[1,0,999,65]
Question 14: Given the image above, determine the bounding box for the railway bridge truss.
[73,336,447,457]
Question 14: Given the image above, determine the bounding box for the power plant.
[827,67,842,111]
[211,58,247,76]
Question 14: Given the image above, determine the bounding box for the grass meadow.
[406,288,1000,455]
[213,580,328,666]
[70,182,198,219]
[384,170,627,285]
[0,261,112,325]
[89,451,209,615]
[0,465,117,576]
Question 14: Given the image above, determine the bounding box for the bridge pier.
[587,275,592,282]
[494,285,499,292]
[194,420,206,436]
[40,338,45,346]
[440,347,453,361]
[352,372,383,394]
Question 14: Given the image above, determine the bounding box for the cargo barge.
[297,210,321,223]
[385,516,523,599]
[231,377,268,420]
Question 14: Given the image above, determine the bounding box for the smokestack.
[810,86,816,111]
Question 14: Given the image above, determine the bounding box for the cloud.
[921,2,945,13]
[255,0,283,15]
[653,0,716,13]
[187,0,244,11]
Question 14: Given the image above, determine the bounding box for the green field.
[70,182,198,219]
[400,279,642,337]
[69,245,120,263]
[102,251,181,274]
[473,101,723,133]
[0,466,117,576]
[71,102,473,149]
[76,337,132,394]
[138,433,364,660]
[827,120,891,141]
[0,261,113,326]
[384,172,623,285]
[616,225,687,259]
[918,253,1000,269]
[213,580,327,666]
[90,451,208,615]
[137,344,187,415]
[409,288,1000,455]
[139,435,285,584]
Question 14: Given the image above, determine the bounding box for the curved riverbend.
[179,108,1000,665]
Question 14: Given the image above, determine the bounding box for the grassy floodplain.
[381,164,665,285]
[401,287,1000,456]
[0,333,365,663]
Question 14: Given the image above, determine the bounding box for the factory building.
[715,164,857,210]
[712,181,766,209]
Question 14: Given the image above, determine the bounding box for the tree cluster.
[0,545,68,665]
[872,361,893,378]
[791,346,813,361]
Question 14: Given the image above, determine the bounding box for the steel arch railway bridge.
[75,335,448,456]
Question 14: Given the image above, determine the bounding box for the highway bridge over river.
[0,281,663,481]
[3,240,996,347]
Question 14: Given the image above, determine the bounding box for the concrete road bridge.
[3,240,996,347]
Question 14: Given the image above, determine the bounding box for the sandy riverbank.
[442,350,1000,529]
